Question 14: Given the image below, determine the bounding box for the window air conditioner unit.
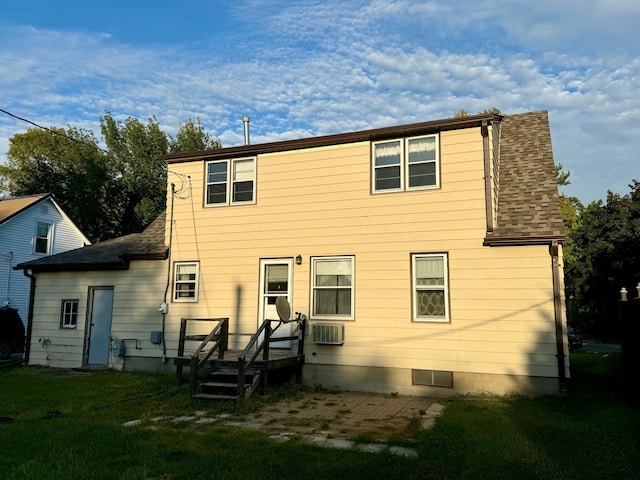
[312,323,344,345]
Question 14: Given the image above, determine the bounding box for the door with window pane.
[258,259,293,348]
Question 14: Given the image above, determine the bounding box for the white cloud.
[0,0,638,204]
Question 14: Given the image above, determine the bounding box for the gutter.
[550,241,567,389]
[163,113,503,164]
[21,269,36,363]
[481,120,494,232]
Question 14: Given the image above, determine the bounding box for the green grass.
[1,355,639,479]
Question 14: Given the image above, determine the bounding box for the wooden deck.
[174,316,306,404]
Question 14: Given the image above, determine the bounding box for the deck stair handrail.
[237,318,272,402]
[237,313,307,403]
[175,310,307,404]
[175,317,229,394]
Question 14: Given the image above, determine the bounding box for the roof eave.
[162,114,503,164]
[15,261,130,273]
[483,235,565,247]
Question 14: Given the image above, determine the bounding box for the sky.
[0,0,638,204]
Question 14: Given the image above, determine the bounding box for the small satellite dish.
[275,296,291,322]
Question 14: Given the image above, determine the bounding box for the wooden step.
[200,381,251,389]
[192,393,238,401]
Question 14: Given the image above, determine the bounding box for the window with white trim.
[60,300,79,329]
[173,262,200,302]
[35,222,52,254]
[372,134,439,192]
[311,256,354,320]
[412,253,449,322]
[205,157,256,206]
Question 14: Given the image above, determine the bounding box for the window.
[173,262,200,302]
[412,254,449,322]
[311,256,354,320]
[60,300,79,329]
[412,369,453,387]
[372,134,439,192]
[205,157,256,206]
[35,222,52,254]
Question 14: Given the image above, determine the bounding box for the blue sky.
[1,0,638,204]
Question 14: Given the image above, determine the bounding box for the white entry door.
[258,258,293,348]
[86,287,114,365]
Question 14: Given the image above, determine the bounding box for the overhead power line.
[0,107,108,153]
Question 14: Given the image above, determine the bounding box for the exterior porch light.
[295,255,302,265]
[620,287,628,302]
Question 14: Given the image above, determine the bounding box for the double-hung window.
[412,253,449,322]
[205,157,256,206]
[372,134,439,193]
[60,300,79,329]
[311,256,354,320]
[174,262,200,302]
[35,222,52,254]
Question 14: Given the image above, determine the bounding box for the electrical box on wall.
[150,331,163,344]
[157,303,168,314]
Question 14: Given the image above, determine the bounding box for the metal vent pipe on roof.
[242,116,250,145]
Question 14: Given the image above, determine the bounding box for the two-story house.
[17,110,568,397]
[0,194,89,324]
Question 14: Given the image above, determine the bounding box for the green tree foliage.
[1,127,113,241]
[566,181,640,337]
[453,107,503,117]
[1,115,220,241]
[555,164,582,268]
[169,117,221,153]
[101,112,169,234]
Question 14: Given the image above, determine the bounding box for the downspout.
[4,251,13,306]
[481,120,494,232]
[161,183,176,363]
[22,269,36,363]
[550,241,567,389]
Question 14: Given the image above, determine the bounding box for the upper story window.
[205,157,256,206]
[173,262,200,302]
[311,256,354,320]
[372,134,439,193]
[60,300,79,329]
[34,222,52,254]
[412,253,449,322]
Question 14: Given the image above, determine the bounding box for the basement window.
[412,369,453,388]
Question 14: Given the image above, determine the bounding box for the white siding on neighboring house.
[0,197,89,324]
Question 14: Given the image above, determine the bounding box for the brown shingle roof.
[16,211,167,272]
[485,110,565,245]
[0,193,50,225]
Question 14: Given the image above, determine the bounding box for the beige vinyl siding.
[28,260,166,368]
[165,125,560,381]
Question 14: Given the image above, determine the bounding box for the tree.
[566,181,640,337]
[101,113,169,234]
[453,107,503,117]
[2,127,114,241]
[1,114,221,241]
[170,117,221,153]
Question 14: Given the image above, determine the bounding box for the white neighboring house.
[0,194,90,323]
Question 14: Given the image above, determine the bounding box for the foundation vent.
[312,323,344,345]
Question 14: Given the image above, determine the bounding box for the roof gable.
[15,211,167,272]
[0,193,50,226]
